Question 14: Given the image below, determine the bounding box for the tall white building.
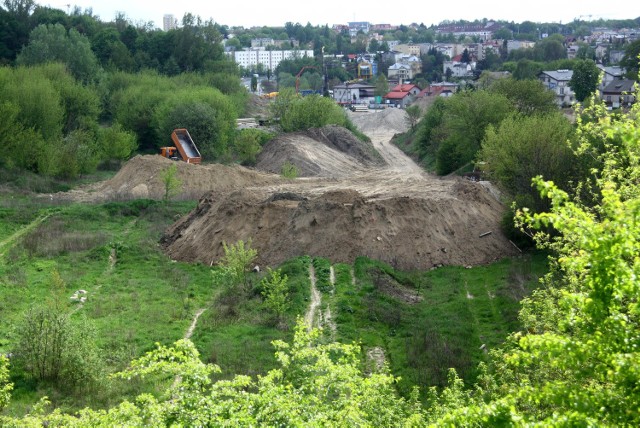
[163,14,177,31]
[226,48,315,72]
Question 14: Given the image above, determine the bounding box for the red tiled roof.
[391,84,418,92]
[384,91,411,99]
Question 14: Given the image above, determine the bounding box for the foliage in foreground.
[0,322,423,426]
[428,92,640,425]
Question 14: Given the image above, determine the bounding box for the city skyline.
[44,0,640,30]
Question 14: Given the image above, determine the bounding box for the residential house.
[597,65,625,92]
[394,44,421,56]
[371,23,396,31]
[444,61,475,78]
[163,14,177,31]
[388,63,413,81]
[566,44,580,59]
[602,79,636,109]
[595,44,609,61]
[538,69,575,107]
[384,91,413,108]
[609,50,625,64]
[386,40,400,51]
[435,22,502,42]
[382,50,404,64]
[506,40,535,54]
[332,83,375,105]
[431,44,455,58]
[358,61,374,79]
[425,81,458,97]
[251,38,275,48]
[391,84,421,96]
[348,21,371,36]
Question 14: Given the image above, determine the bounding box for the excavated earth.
[53,108,517,270]
[160,109,518,270]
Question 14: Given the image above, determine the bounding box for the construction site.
[56,108,517,270]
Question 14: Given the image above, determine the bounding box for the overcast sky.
[44,1,640,29]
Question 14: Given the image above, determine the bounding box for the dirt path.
[305,264,321,332]
[324,265,337,338]
[184,308,206,339]
[368,130,424,174]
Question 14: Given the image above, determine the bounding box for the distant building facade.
[539,69,575,107]
[226,48,314,71]
[163,14,177,31]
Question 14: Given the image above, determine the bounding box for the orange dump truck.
[160,128,202,164]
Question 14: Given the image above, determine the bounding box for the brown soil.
[160,108,517,270]
[52,155,282,203]
[55,108,517,270]
[255,125,385,177]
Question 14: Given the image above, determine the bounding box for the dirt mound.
[161,184,517,271]
[54,155,281,203]
[255,125,385,177]
[347,108,409,135]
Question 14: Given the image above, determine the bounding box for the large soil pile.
[53,107,518,270]
[161,182,515,270]
[346,108,409,135]
[255,125,385,177]
[161,108,518,270]
[54,155,281,202]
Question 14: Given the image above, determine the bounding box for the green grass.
[325,255,547,399]
[0,188,549,414]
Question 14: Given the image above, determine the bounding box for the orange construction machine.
[160,128,202,164]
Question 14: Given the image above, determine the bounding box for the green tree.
[0,355,10,412]
[0,322,423,426]
[533,35,567,62]
[96,123,137,161]
[512,58,543,80]
[260,268,289,324]
[404,105,421,130]
[13,271,103,390]
[219,239,257,292]
[276,92,354,133]
[160,163,182,202]
[429,81,640,426]
[413,96,448,168]
[479,112,576,213]
[620,39,640,79]
[374,73,389,97]
[489,77,557,115]
[233,128,272,165]
[17,23,100,83]
[434,90,514,174]
[569,59,600,102]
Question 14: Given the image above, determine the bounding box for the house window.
[559,87,564,95]
[607,96,611,102]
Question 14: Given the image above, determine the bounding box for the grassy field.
[320,254,547,398]
[0,179,548,414]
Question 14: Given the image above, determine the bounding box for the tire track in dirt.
[305,264,321,332]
